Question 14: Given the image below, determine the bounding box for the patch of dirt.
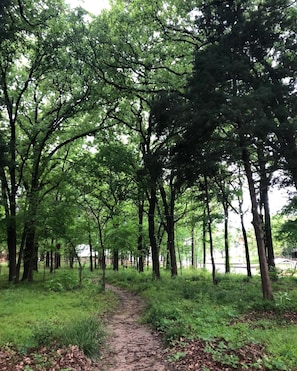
[97,284,170,371]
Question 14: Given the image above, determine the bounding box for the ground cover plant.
[0,267,117,370]
[106,268,297,370]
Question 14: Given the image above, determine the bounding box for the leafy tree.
[164,0,297,298]
[0,0,119,282]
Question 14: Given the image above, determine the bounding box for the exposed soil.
[97,284,170,371]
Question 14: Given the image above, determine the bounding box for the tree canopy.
[0,0,296,299]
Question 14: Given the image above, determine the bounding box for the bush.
[44,271,78,291]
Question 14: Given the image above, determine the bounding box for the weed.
[168,351,186,362]
[31,321,57,347]
[274,291,292,311]
[58,316,104,358]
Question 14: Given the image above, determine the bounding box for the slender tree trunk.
[113,249,119,271]
[98,221,106,292]
[240,213,252,277]
[55,243,61,270]
[191,226,196,268]
[160,184,177,277]
[261,183,275,269]
[7,215,17,282]
[202,208,207,268]
[238,169,252,277]
[88,226,93,272]
[241,147,273,299]
[137,199,144,273]
[223,203,230,273]
[0,168,17,282]
[204,174,217,284]
[148,188,160,279]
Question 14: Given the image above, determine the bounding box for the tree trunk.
[204,174,217,284]
[191,226,196,268]
[137,199,144,273]
[241,147,273,299]
[55,243,61,270]
[240,213,252,277]
[88,227,93,272]
[160,184,177,277]
[7,216,17,282]
[148,188,160,279]
[0,168,17,282]
[22,225,38,281]
[22,186,39,281]
[260,182,275,269]
[237,169,252,277]
[223,202,230,273]
[98,220,106,292]
[113,249,119,271]
[202,207,207,268]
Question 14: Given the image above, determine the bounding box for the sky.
[66,0,110,15]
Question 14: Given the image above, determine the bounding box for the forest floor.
[96,285,267,371]
[0,284,271,370]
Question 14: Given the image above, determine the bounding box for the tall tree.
[0,0,119,282]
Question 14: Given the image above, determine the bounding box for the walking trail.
[97,284,172,371]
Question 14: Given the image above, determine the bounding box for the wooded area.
[0,0,297,301]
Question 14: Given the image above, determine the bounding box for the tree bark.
[148,188,160,279]
[88,225,93,272]
[159,184,177,277]
[202,207,207,268]
[22,192,39,281]
[113,249,119,271]
[223,202,230,273]
[137,199,144,273]
[260,181,275,269]
[0,158,17,282]
[241,147,273,299]
[204,174,217,284]
[240,213,252,277]
[191,226,196,268]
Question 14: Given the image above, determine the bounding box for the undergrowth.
[106,268,297,370]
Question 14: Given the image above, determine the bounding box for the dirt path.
[98,284,172,371]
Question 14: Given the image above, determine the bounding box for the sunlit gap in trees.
[66,0,110,16]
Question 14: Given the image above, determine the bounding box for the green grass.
[106,267,297,370]
[0,267,117,356]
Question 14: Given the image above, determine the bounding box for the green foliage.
[44,270,78,291]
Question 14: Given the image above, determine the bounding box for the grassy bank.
[106,268,297,370]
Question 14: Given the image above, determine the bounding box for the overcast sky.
[66,0,110,15]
